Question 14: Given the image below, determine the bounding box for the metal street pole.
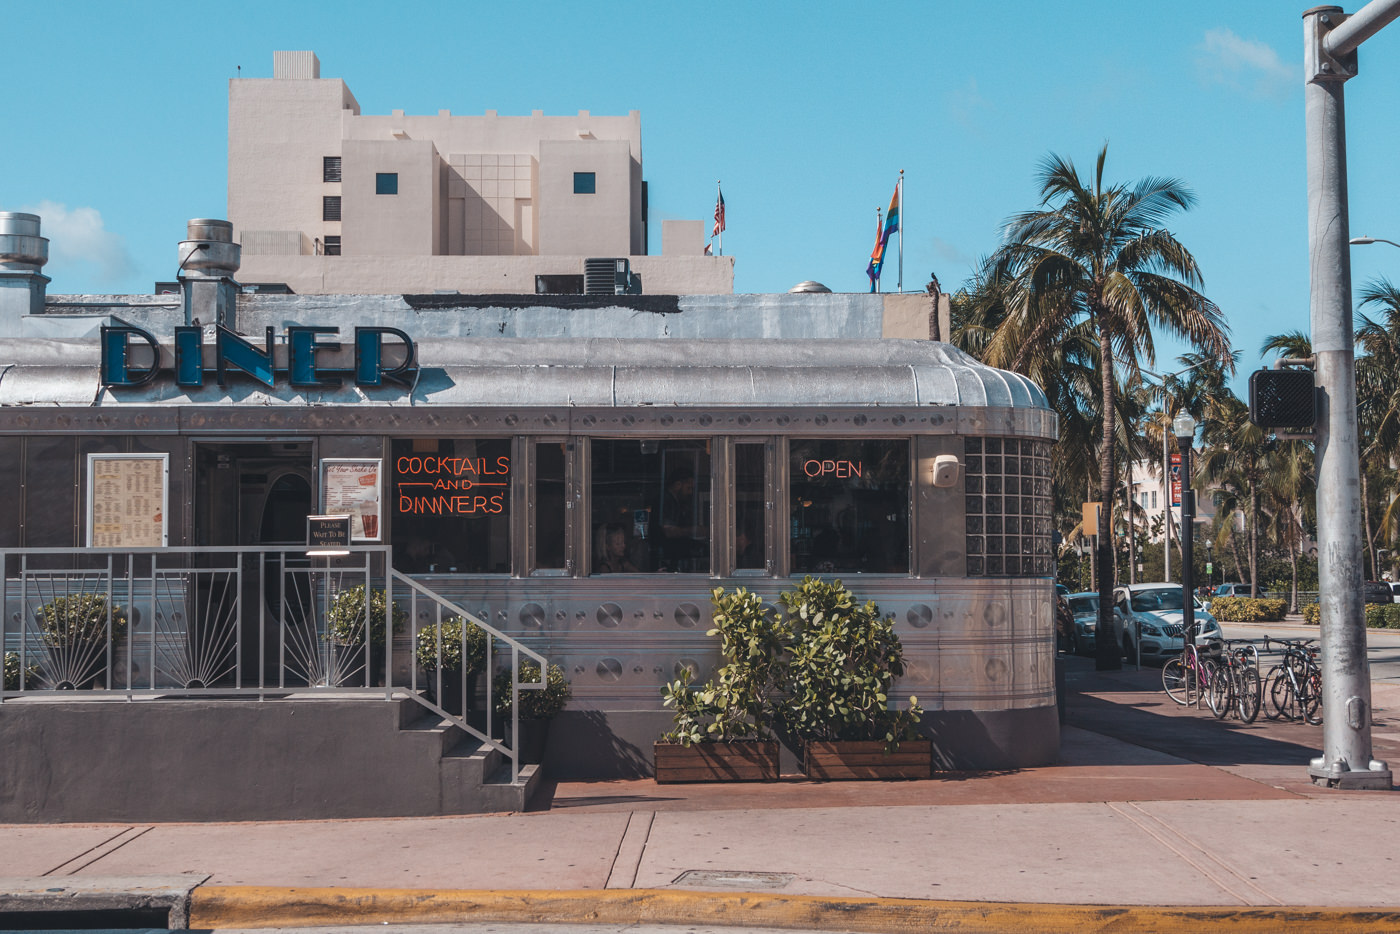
[1175,414,1196,644]
[1303,1,1399,789]
[1163,423,1171,581]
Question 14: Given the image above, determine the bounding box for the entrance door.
[194,442,314,685]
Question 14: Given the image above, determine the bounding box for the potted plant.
[36,593,128,690]
[493,659,571,764]
[4,651,39,692]
[325,585,407,686]
[655,586,786,782]
[415,616,487,716]
[777,577,928,780]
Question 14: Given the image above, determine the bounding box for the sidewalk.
[2,656,1399,931]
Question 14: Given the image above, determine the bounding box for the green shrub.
[1302,603,1320,625]
[1208,596,1286,622]
[494,659,571,720]
[37,594,128,647]
[415,616,486,675]
[326,585,407,647]
[777,576,922,745]
[3,651,39,691]
[661,586,786,745]
[1384,605,1400,629]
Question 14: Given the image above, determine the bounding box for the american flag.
[713,187,726,237]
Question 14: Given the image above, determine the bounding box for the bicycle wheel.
[1237,663,1261,723]
[1162,656,1189,705]
[1269,667,1299,721]
[1197,658,1217,710]
[1206,662,1232,719]
[1303,670,1323,725]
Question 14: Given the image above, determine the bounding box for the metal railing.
[0,547,545,784]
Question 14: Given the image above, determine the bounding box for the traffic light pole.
[1302,1,1399,789]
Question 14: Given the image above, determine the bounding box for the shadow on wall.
[544,709,654,780]
[923,708,1060,772]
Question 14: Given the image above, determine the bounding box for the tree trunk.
[1290,541,1299,615]
[1363,470,1376,580]
[1096,321,1121,671]
[1248,483,1259,597]
[1229,516,1246,586]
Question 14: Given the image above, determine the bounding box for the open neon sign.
[803,459,863,478]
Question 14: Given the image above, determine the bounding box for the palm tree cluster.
[950,147,1400,654]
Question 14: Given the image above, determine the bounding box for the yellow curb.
[189,885,1400,933]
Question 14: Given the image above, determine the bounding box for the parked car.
[1064,592,1122,657]
[1364,581,1393,606]
[1113,583,1223,664]
[1391,582,1400,605]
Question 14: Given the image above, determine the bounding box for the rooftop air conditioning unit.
[584,258,638,295]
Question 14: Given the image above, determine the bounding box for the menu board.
[321,459,382,541]
[88,454,168,547]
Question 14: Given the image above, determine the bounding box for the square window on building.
[323,156,342,182]
[322,196,341,221]
[573,172,596,194]
[1152,491,1158,509]
[376,173,398,195]
[323,235,341,256]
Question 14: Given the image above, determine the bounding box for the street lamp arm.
[1350,235,1400,250]
[1326,0,1400,57]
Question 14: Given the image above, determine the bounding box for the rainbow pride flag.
[866,180,901,290]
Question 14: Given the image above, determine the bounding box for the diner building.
[0,211,1057,820]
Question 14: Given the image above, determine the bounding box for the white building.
[229,51,730,295]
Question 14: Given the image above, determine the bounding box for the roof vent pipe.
[178,218,241,329]
[0,212,51,330]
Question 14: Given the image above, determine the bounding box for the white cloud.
[1195,27,1294,99]
[946,78,993,136]
[21,200,136,288]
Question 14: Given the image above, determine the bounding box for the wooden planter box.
[803,740,932,780]
[653,741,780,783]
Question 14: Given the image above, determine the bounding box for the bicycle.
[1205,639,1262,723]
[1162,640,1218,708]
[1263,637,1322,724]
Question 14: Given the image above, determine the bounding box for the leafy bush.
[777,577,921,745]
[37,594,128,647]
[326,585,407,647]
[1387,605,1400,629]
[415,616,486,675]
[4,651,39,691]
[662,587,786,745]
[1302,603,1320,625]
[1208,597,1286,622]
[494,659,571,720]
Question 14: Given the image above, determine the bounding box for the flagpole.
[716,181,723,257]
[875,206,883,294]
[897,169,904,293]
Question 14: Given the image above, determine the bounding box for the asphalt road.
[1219,619,1400,684]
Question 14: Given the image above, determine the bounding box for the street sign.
[1082,502,1100,537]
[1206,562,1213,575]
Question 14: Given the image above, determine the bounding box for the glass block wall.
[964,437,1054,576]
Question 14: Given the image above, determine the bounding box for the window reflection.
[592,440,710,573]
[734,443,765,570]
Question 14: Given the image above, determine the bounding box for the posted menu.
[89,455,167,547]
[322,459,382,541]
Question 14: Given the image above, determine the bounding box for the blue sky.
[5,1,1400,393]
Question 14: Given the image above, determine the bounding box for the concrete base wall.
[0,697,529,823]
[544,705,1061,779]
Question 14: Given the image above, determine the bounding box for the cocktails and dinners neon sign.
[395,454,511,515]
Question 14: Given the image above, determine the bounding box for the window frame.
[375,172,399,195]
[322,195,341,222]
[323,156,342,183]
[573,172,597,194]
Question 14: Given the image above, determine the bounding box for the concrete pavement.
[2,654,1399,931]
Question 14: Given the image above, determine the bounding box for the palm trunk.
[1290,540,1300,615]
[1363,470,1376,579]
[1229,517,1246,587]
[1096,322,1121,670]
[1248,483,1259,597]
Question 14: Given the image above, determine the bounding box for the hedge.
[1302,602,1400,628]
[1208,596,1287,622]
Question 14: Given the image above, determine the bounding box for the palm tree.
[1356,282,1400,578]
[985,145,1230,669]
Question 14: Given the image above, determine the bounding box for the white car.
[1113,583,1223,664]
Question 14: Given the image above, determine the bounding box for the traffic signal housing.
[1249,368,1316,429]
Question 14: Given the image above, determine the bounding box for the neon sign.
[396,454,511,516]
[803,459,863,478]
[99,324,417,389]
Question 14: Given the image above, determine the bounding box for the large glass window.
[734,443,766,571]
[789,439,909,574]
[964,437,1053,577]
[391,438,511,574]
[592,440,710,573]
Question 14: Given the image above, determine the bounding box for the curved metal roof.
[0,337,1050,411]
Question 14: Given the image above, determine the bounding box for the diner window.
[534,442,567,571]
[963,437,1053,577]
[390,438,511,574]
[734,443,766,571]
[591,439,710,573]
[789,439,909,574]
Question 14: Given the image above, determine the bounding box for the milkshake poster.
[321,459,382,541]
